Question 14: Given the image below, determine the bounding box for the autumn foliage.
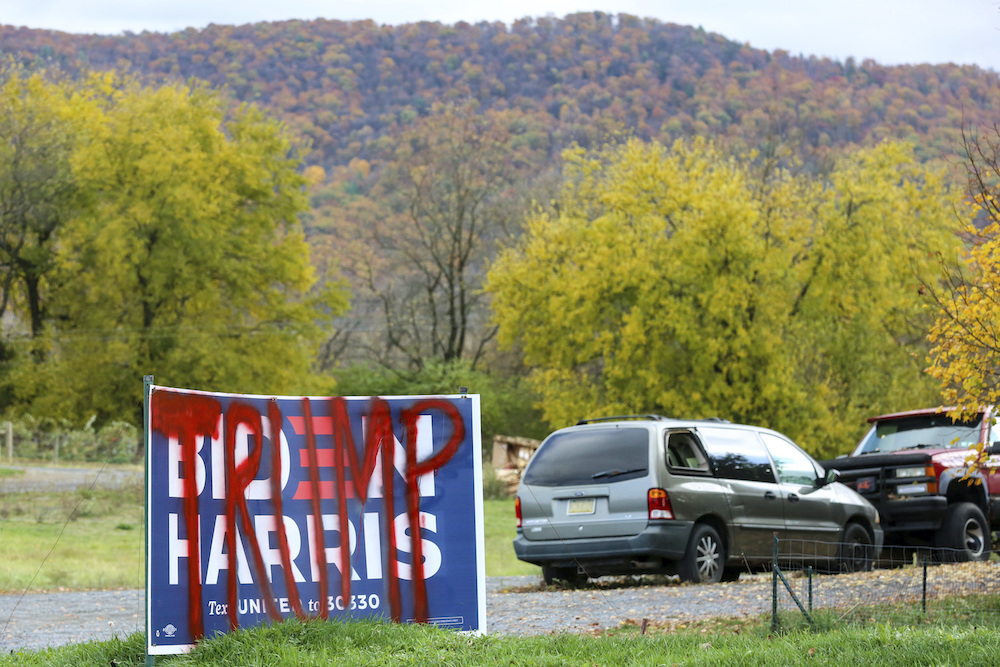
[488,138,965,458]
[1,13,997,175]
[927,124,1000,417]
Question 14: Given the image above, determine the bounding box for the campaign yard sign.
[144,384,485,655]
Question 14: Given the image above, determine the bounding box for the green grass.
[0,483,146,593]
[5,612,1000,666]
[483,497,540,577]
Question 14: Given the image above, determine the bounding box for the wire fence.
[0,419,139,464]
[770,537,1000,631]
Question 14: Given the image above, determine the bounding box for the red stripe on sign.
[288,416,334,435]
[291,480,357,500]
[298,449,339,467]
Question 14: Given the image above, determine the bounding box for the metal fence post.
[5,421,11,462]
[922,555,928,614]
[807,566,813,613]
[771,532,779,633]
[144,375,155,667]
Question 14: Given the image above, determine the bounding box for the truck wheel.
[936,502,991,562]
[542,565,586,587]
[838,523,874,573]
[679,524,724,584]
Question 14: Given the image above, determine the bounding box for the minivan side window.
[666,432,711,474]
[759,433,820,486]
[698,427,776,483]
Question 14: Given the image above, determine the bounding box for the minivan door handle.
[787,493,800,503]
[763,491,777,500]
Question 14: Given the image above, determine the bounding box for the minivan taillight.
[648,488,673,520]
[515,496,522,528]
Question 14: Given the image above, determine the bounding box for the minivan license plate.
[567,498,595,515]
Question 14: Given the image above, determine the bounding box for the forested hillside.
[2,12,998,171]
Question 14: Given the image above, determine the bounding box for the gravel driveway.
[5,566,963,654]
[4,576,769,653]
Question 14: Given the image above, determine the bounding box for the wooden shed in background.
[490,434,541,492]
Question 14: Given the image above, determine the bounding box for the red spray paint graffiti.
[401,400,464,623]
[150,390,465,638]
[151,391,221,640]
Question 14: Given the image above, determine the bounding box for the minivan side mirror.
[801,468,839,494]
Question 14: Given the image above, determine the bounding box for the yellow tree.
[0,67,84,350]
[927,124,1000,423]
[488,138,962,457]
[793,142,962,449]
[487,137,814,432]
[5,73,348,428]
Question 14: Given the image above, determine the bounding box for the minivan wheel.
[838,523,874,573]
[542,565,586,587]
[679,524,724,584]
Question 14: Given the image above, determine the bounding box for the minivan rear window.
[521,427,650,486]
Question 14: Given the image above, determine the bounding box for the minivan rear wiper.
[591,467,645,480]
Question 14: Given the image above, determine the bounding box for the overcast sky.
[3,0,999,72]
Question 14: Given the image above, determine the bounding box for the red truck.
[821,407,999,561]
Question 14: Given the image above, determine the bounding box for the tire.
[541,565,587,587]
[837,523,874,573]
[935,502,991,562]
[678,524,724,584]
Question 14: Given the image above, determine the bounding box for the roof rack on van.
[576,414,671,425]
[699,417,731,423]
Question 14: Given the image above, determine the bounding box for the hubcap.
[963,519,985,558]
[696,535,720,580]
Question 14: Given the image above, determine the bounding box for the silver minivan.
[514,416,883,584]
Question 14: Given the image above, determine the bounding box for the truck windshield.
[854,414,983,454]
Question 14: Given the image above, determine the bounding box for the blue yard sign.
[144,383,485,655]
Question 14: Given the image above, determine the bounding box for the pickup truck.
[821,407,1000,561]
